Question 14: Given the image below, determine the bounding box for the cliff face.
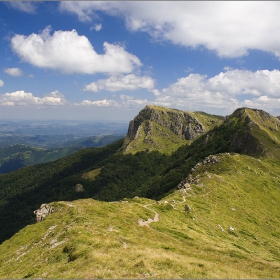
[126,105,204,141]
[123,105,223,154]
[223,108,280,157]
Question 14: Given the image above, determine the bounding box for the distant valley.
[0,120,126,174]
[0,120,127,148]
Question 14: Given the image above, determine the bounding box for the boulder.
[34,203,54,222]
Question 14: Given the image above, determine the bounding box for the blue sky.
[1,1,280,121]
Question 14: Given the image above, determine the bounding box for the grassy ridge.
[0,107,279,245]
[0,153,279,278]
[0,106,279,279]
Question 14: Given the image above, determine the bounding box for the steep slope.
[0,106,279,247]
[0,139,127,243]
[235,108,280,158]
[0,152,279,278]
[122,105,224,154]
[137,107,280,198]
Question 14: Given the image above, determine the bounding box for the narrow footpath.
[138,195,185,227]
[138,203,159,227]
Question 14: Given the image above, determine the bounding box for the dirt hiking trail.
[138,196,185,227]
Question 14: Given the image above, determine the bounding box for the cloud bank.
[11,26,141,74]
[84,74,155,92]
[0,90,67,106]
[154,69,280,115]
[1,69,280,116]
[80,95,149,109]
[60,1,280,58]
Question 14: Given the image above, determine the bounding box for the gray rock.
[184,204,191,213]
[34,203,54,222]
[229,226,235,232]
[218,224,225,232]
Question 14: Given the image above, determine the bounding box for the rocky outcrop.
[191,155,220,173]
[177,155,220,191]
[34,204,54,222]
[124,105,206,143]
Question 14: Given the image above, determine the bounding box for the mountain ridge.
[0,106,279,278]
[0,151,279,278]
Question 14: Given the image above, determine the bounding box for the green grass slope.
[0,139,127,243]
[0,153,279,278]
[0,105,279,260]
[123,120,190,154]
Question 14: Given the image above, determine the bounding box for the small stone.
[218,224,224,232]
[184,204,191,213]
[229,226,235,232]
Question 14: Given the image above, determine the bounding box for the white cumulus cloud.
[4,68,22,77]
[11,26,142,74]
[84,74,155,92]
[154,69,280,115]
[0,80,4,87]
[0,90,67,106]
[80,99,118,107]
[60,1,280,58]
[80,95,149,109]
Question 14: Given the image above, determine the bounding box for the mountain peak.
[122,105,223,154]
[222,107,280,158]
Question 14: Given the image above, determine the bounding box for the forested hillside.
[0,134,124,174]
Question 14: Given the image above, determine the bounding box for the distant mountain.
[0,120,127,148]
[0,135,125,174]
[0,106,279,278]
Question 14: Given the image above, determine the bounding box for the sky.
[1,1,280,121]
